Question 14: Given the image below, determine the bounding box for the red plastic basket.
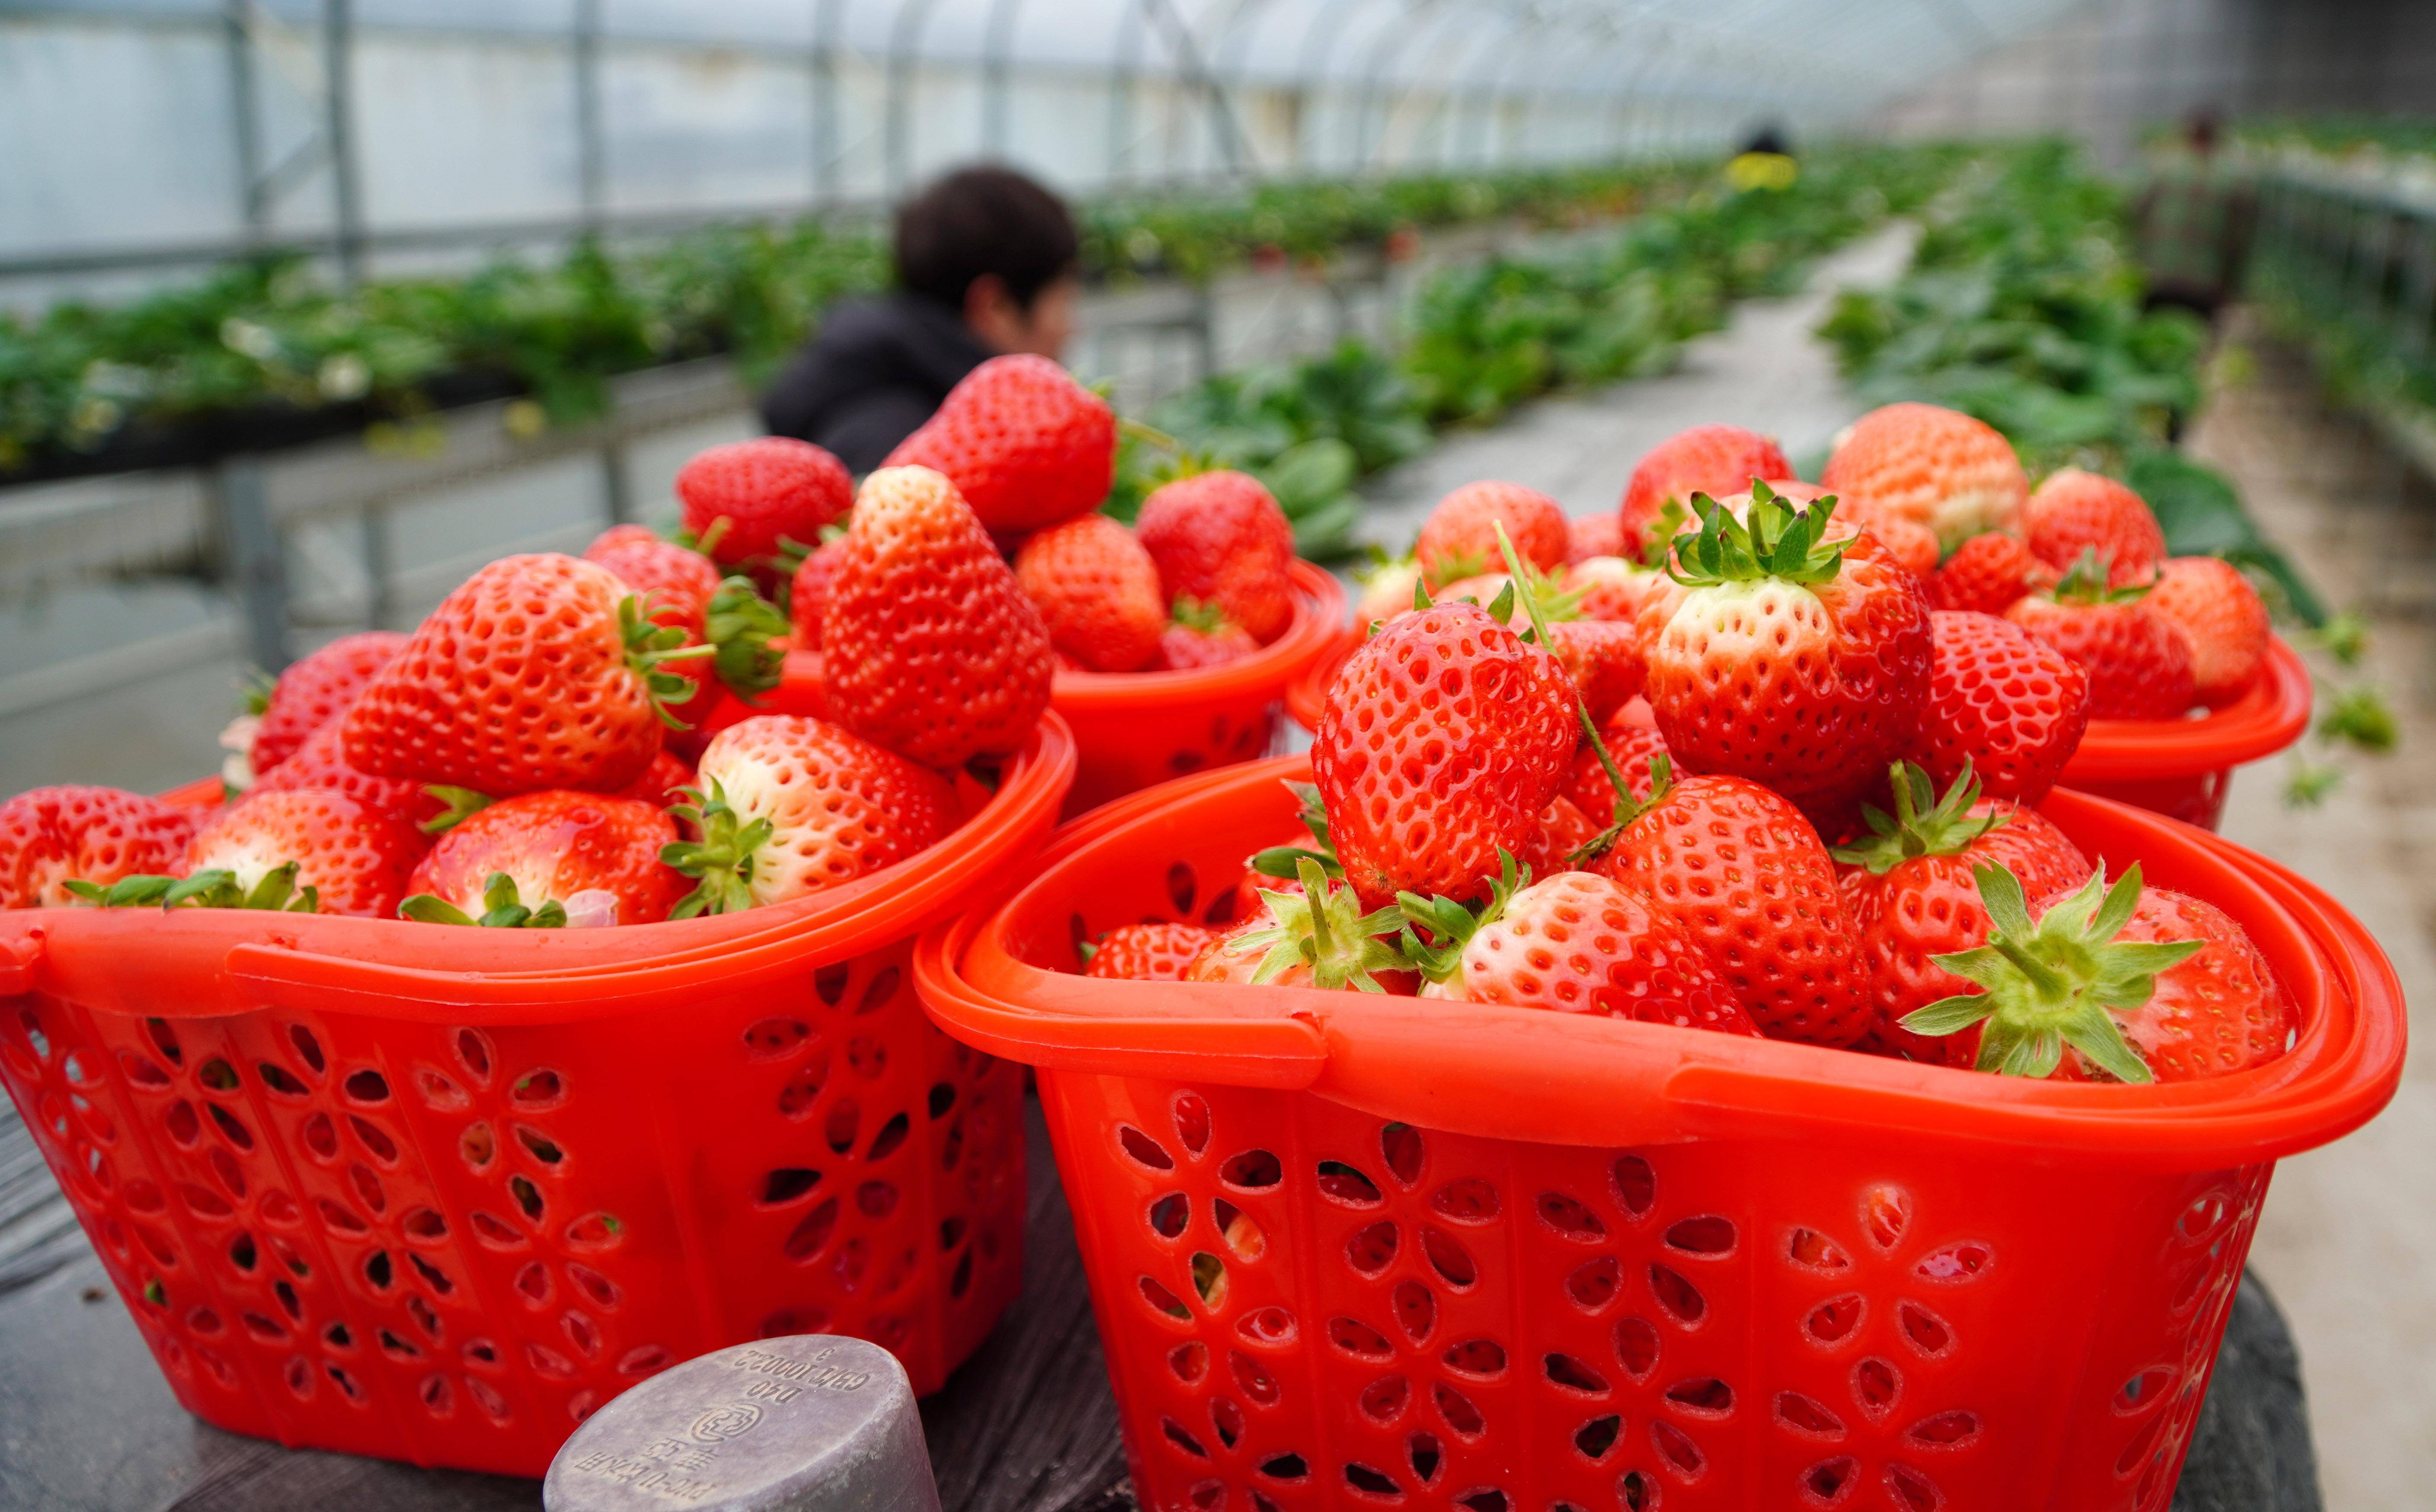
[2057,635,2313,830]
[0,717,1076,1478]
[1051,561,1345,815]
[914,755,2402,1512]
[1285,627,1358,735]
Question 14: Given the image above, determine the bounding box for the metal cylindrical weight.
[543,1336,941,1512]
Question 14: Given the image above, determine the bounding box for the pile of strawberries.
[0,354,1292,929]
[1087,403,2297,1086]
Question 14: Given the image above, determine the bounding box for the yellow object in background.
[1728,151,1798,191]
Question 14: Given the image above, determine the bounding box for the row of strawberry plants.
[1817,140,2395,798]
[0,159,1747,483]
[1113,143,1968,559]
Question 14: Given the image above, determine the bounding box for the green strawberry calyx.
[420,785,494,836]
[64,864,319,913]
[705,577,791,703]
[660,781,776,919]
[1637,500,1693,570]
[1170,595,1234,635]
[619,594,721,730]
[1830,759,2008,876]
[1396,850,1529,987]
[1250,780,1343,882]
[1666,482,1845,589]
[1223,857,1409,992]
[1899,861,2204,1083]
[2051,547,2151,605]
[1569,751,1674,864]
[399,871,567,928]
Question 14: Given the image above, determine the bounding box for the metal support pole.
[982,0,1027,158]
[224,0,267,236]
[574,0,607,228]
[811,0,841,201]
[215,457,294,672]
[601,441,635,528]
[885,0,943,199]
[321,0,365,290]
[360,506,394,630]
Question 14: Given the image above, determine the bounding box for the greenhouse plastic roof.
[17,0,2083,118]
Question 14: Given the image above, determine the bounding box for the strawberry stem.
[1493,519,1634,850]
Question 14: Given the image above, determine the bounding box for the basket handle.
[912,916,1328,1089]
[221,925,846,1025]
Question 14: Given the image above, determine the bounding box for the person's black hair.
[1742,122,1790,157]
[894,164,1079,312]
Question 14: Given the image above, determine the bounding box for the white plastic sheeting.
[1,0,2085,277]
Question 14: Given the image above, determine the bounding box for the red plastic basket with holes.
[0,717,1075,1478]
[736,564,1347,818]
[2058,636,2314,830]
[913,755,2403,1512]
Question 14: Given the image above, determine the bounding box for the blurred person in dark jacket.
[760,165,1080,472]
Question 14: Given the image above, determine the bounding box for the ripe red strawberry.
[1831,762,2092,1064]
[400,791,683,927]
[247,718,456,831]
[787,535,851,649]
[2005,560,2194,719]
[666,715,957,913]
[2141,556,2269,706]
[2020,469,2167,586]
[821,467,1055,769]
[1544,619,1643,722]
[584,525,721,636]
[1567,513,1625,564]
[882,354,1116,536]
[1403,868,1760,1036]
[676,438,853,572]
[1900,863,2296,1083]
[614,750,696,808]
[1516,796,1600,877]
[1831,496,1939,578]
[1415,481,1569,588]
[0,787,199,908]
[250,631,409,775]
[1353,557,1425,629]
[1593,766,1869,1046]
[1638,485,1931,832]
[588,528,789,735]
[1013,513,1165,673]
[1084,922,1216,981]
[1821,402,2027,551]
[184,789,424,919]
[1564,556,1669,623]
[1618,423,1791,557]
[1189,859,1409,991]
[1927,531,2055,615]
[1135,470,1298,644]
[1313,601,1575,907]
[343,554,704,796]
[1156,601,1258,670]
[1910,611,2090,805]
[1561,719,1667,826]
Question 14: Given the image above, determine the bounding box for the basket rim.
[3,713,1076,1022]
[917,754,2404,1169]
[2061,634,2313,780]
[1048,559,1345,706]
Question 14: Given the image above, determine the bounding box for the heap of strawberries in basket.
[1088,401,2296,1086]
[0,356,1298,928]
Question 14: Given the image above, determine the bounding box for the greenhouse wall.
[1874,0,2436,169]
